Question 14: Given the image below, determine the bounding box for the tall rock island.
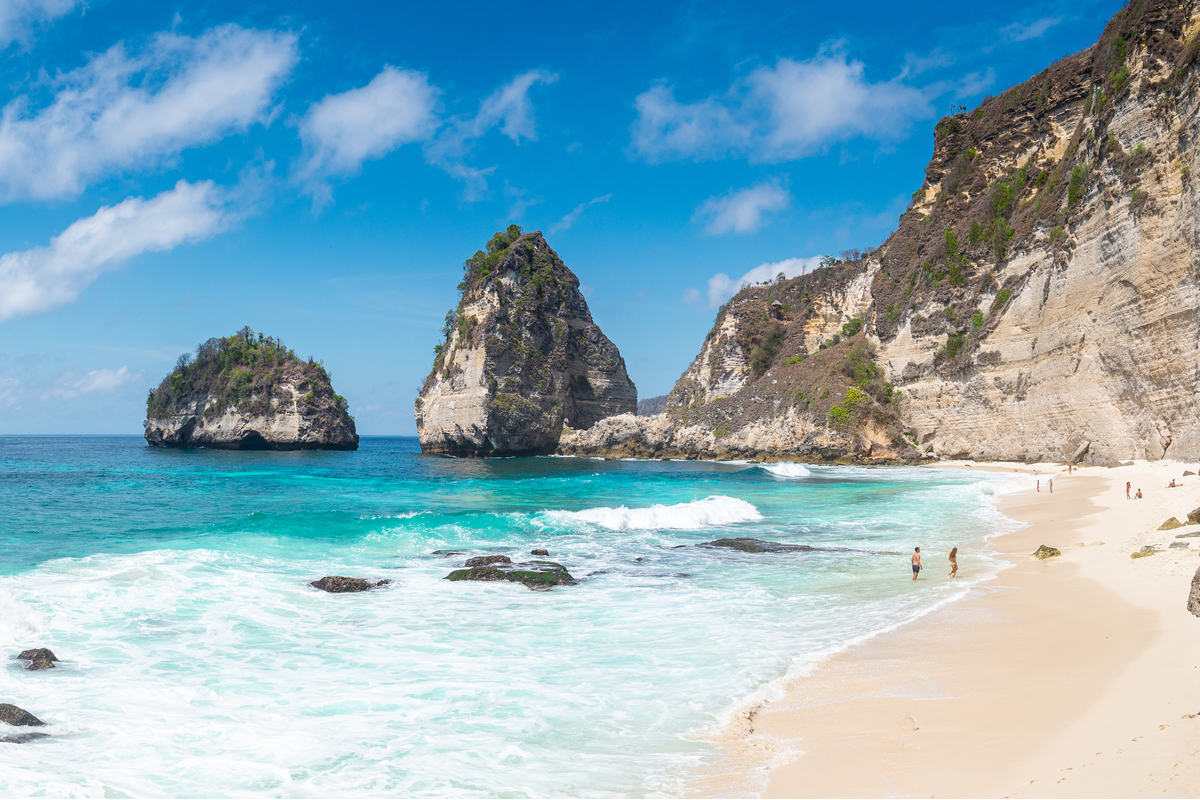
[415,226,637,456]
[564,0,1200,464]
[145,327,359,450]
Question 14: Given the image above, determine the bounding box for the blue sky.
[0,0,1122,435]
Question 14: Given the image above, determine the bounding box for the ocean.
[0,436,1028,797]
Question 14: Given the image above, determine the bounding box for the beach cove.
[709,460,1200,798]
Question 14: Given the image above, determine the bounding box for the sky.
[0,0,1125,435]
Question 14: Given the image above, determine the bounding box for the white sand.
[703,460,1200,798]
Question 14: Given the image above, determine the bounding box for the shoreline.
[702,459,1200,798]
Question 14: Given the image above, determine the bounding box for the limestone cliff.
[567,0,1200,464]
[415,226,637,456]
[145,327,358,451]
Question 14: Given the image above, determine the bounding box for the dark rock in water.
[0,731,51,743]
[445,560,575,590]
[703,537,815,553]
[530,549,549,556]
[1190,565,1200,618]
[0,704,43,727]
[309,576,390,593]
[432,550,467,556]
[464,555,512,568]
[16,649,59,671]
[1031,545,1061,560]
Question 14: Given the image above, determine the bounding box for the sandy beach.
[708,460,1200,798]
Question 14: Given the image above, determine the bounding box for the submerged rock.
[463,555,512,568]
[1031,545,1061,560]
[0,704,43,727]
[445,560,575,590]
[16,649,59,671]
[1160,517,1185,531]
[309,576,390,593]
[145,327,358,451]
[0,732,50,744]
[703,538,814,553]
[415,227,637,457]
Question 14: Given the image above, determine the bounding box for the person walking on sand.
[1037,479,1040,493]
[1049,478,1053,493]
[1127,481,1131,499]
[912,547,922,580]
[948,547,958,579]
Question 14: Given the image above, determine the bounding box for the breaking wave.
[542,495,762,531]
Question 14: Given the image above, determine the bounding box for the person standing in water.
[1049,478,1053,493]
[948,547,958,578]
[912,547,922,580]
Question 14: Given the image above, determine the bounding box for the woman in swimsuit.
[948,547,958,578]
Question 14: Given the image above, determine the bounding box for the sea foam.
[542,495,762,530]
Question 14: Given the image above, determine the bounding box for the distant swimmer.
[912,547,922,581]
[948,547,958,579]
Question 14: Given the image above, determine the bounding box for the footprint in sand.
[1160,725,1169,730]
[1133,737,1143,741]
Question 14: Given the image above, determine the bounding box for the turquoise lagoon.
[0,436,1029,797]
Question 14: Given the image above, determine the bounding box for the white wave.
[542,495,762,531]
[760,462,812,479]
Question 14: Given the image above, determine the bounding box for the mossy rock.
[0,704,43,727]
[1032,545,1061,560]
[309,576,390,593]
[16,648,59,671]
[1160,517,1185,531]
[1131,546,1157,559]
[703,538,815,553]
[445,560,575,590]
[463,555,512,568]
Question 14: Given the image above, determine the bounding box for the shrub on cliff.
[146,327,344,420]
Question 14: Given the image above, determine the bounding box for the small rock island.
[145,327,359,450]
[415,226,637,456]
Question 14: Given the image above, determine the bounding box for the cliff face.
[568,0,1200,464]
[415,227,637,456]
[145,328,358,451]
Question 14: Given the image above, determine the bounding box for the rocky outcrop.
[415,226,637,456]
[309,576,389,593]
[145,327,358,451]
[568,1,1200,464]
[637,395,669,416]
[16,649,58,671]
[0,704,43,727]
[1032,545,1062,559]
[445,559,576,589]
[702,538,815,553]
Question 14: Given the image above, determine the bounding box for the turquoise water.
[0,436,1027,797]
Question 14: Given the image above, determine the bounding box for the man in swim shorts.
[912,547,921,580]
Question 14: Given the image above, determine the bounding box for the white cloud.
[680,286,702,306]
[693,180,790,235]
[631,45,933,163]
[295,66,440,209]
[705,256,821,307]
[48,366,141,399]
[0,24,297,202]
[549,193,611,233]
[423,69,558,199]
[0,179,245,321]
[1002,17,1062,42]
[0,0,76,49]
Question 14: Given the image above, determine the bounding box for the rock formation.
[415,226,637,456]
[0,704,43,727]
[1032,545,1062,559]
[1188,565,1200,616]
[565,0,1200,465]
[145,327,358,451]
[444,556,576,589]
[16,648,58,671]
[309,576,390,593]
[702,538,815,553]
